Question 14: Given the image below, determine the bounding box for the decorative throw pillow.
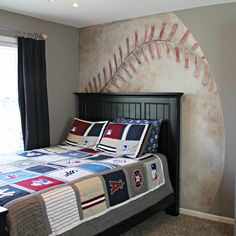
[65,118,108,149]
[113,118,162,153]
[96,122,151,158]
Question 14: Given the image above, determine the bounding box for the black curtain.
[18,37,50,150]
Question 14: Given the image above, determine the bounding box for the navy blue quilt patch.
[0,185,30,206]
[87,155,113,161]
[17,151,48,158]
[103,170,129,206]
[26,165,58,174]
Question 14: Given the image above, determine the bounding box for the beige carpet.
[121,211,234,236]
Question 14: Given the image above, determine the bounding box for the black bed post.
[0,207,8,236]
[164,93,183,216]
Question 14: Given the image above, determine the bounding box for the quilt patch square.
[74,176,107,218]
[101,157,138,166]
[79,162,117,173]
[48,168,93,182]
[125,164,148,197]
[103,170,129,206]
[87,123,105,137]
[32,155,71,163]
[49,158,91,167]
[41,146,69,154]
[70,119,92,136]
[15,176,64,192]
[79,148,98,154]
[9,160,43,169]
[26,165,58,174]
[59,151,92,158]
[0,171,39,183]
[103,123,126,139]
[41,186,80,235]
[0,166,20,174]
[0,185,31,206]
[144,158,165,190]
[126,125,145,140]
[17,151,48,158]
[87,155,113,161]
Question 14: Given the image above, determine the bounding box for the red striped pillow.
[96,123,151,158]
[65,118,108,149]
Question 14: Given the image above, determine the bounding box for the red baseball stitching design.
[84,22,218,95]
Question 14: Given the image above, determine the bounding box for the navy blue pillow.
[113,118,162,153]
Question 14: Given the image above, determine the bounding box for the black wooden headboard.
[75,92,183,215]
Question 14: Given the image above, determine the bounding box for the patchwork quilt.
[0,145,172,236]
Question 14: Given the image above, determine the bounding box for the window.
[0,36,23,154]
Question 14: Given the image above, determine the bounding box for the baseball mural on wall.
[79,13,225,212]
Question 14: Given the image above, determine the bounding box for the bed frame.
[0,92,183,236]
[76,92,183,235]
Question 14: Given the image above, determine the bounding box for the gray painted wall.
[176,3,236,217]
[0,10,79,145]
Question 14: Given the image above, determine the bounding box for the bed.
[0,92,183,236]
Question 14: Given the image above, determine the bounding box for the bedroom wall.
[78,3,236,218]
[0,10,79,145]
[176,2,236,218]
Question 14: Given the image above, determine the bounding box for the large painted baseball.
[79,13,225,212]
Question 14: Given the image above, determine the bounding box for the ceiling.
[0,0,235,28]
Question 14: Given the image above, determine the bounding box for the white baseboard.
[179,208,234,225]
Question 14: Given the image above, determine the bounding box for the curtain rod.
[0,27,48,40]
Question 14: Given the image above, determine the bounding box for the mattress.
[0,145,173,236]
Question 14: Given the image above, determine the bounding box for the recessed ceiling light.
[73,0,79,8]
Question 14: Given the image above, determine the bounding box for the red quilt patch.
[15,176,64,191]
[70,119,91,135]
[103,124,126,139]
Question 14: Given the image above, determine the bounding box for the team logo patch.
[15,176,64,191]
[0,185,30,206]
[59,151,91,158]
[31,178,53,186]
[151,163,158,180]
[49,159,91,167]
[123,144,128,153]
[71,126,77,132]
[101,157,137,166]
[132,170,144,188]
[17,151,48,158]
[16,161,34,167]
[144,159,165,190]
[0,171,39,183]
[64,169,79,177]
[48,168,93,181]
[103,170,129,206]
[105,129,112,135]
[109,180,124,194]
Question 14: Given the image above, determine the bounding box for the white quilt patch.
[47,167,93,181]
[42,186,80,235]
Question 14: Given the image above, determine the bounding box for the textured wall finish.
[79,13,225,213]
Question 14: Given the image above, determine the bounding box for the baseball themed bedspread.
[0,145,173,236]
